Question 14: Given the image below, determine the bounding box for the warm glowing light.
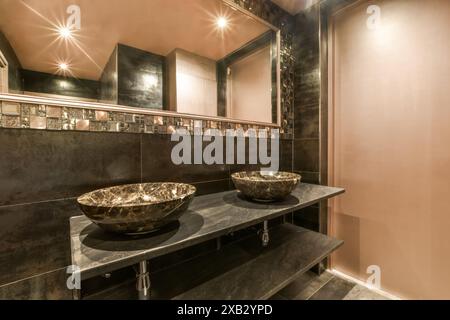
[216,17,228,29]
[58,62,69,71]
[142,74,158,89]
[58,26,72,39]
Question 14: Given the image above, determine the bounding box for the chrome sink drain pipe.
[261,220,269,247]
[136,261,151,300]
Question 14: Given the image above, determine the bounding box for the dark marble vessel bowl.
[77,183,196,235]
[231,171,301,202]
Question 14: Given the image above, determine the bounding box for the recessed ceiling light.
[216,17,228,29]
[58,62,69,71]
[58,26,72,39]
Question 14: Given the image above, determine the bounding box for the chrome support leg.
[72,289,81,300]
[261,220,269,247]
[216,237,222,251]
[136,261,151,300]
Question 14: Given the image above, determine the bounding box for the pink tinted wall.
[329,0,450,299]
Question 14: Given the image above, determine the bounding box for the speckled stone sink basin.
[231,171,301,202]
[77,183,196,235]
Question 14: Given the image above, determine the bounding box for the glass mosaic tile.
[1,102,20,115]
[108,121,120,132]
[154,116,164,126]
[95,111,109,121]
[124,114,135,123]
[47,118,62,130]
[2,115,20,128]
[144,115,154,126]
[144,125,154,133]
[65,107,84,119]
[30,116,46,129]
[46,106,62,118]
[75,119,89,131]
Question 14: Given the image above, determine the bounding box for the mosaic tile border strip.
[0,101,291,139]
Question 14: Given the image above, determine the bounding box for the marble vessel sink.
[231,171,301,201]
[77,183,196,235]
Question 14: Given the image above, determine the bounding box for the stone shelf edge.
[70,183,345,282]
[86,224,343,300]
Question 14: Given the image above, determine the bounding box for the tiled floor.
[87,269,391,300]
[271,271,390,300]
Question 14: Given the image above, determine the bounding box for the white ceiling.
[271,0,321,15]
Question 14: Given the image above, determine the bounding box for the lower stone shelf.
[87,223,343,300]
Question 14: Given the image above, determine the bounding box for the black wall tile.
[294,106,320,139]
[193,179,232,196]
[0,129,141,206]
[280,139,293,172]
[295,171,320,184]
[22,70,99,100]
[0,268,72,300]
[100,46,118,103]
[117,44,165,109]
[293,139,320,173]
[0,199,81,286]
[141,134,229,183]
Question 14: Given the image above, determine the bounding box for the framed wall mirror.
[0,0,281,126]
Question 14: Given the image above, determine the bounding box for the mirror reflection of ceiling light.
[58,26,72,39]
[216,17,228,29]
[58,62,69,71]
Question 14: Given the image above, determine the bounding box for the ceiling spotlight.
[58,62,69,71]
[216,17,228,29]
[58,26,72,39]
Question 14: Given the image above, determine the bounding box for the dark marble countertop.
[70,183,345,280]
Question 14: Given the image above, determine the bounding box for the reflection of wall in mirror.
[167,49,217,117]
[0,53,7,93]
[0,31,22,93]
[227,45,271,123]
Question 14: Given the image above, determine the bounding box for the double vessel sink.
[77,171,301,235]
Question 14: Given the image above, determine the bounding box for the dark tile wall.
[292,5,321,232]
[0,129,141,206]
[0,31,22,92]
[100,46,118,104]
[291,0,359,272]
[0,127,293,299]
[21,70,99,100]
[117,44,166,109]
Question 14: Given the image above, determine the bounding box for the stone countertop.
[70,183,345,280]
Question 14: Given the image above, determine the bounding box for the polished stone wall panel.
[100,46,118,104]
[141,133,229,183]
[0,268,71,300]
[21,70,99,100]
[117,44,165,109]
[292,5,322,239]
[0,199,80,286]
[0,129,141,206]
[0,31,22,92]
